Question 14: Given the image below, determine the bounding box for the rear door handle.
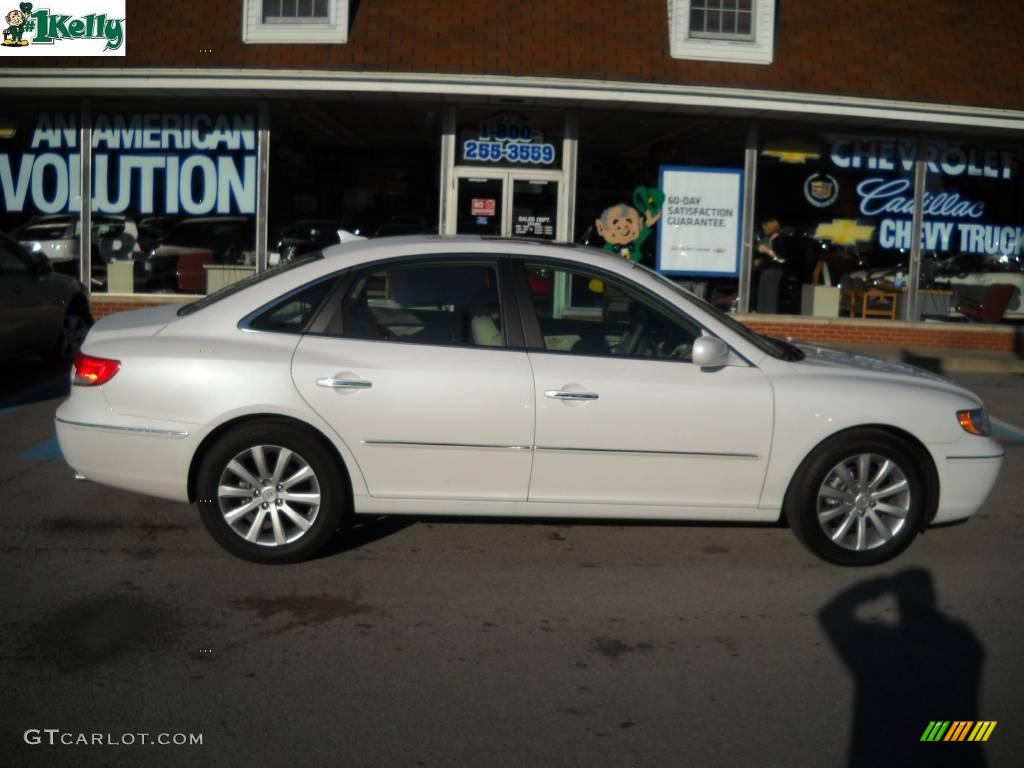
[544,389,599,401]
[317,378,373,389]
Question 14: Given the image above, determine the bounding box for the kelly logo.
[1,2,125,54]
[920,721,997,742]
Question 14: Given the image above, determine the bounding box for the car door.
[291,257,535,501]
[516,259,774,511]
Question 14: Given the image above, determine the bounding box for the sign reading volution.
[0,112,257,215]
[656,166,744,276]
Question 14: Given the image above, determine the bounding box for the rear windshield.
[176,253,325,316]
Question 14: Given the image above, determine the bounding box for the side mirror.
[692,336,730,368]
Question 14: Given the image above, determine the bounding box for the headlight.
[957,408,991,436]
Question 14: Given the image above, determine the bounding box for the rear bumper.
[56,404,196,503]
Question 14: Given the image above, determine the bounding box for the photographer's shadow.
[819,568,986,767]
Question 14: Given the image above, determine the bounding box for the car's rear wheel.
[196,421,345,563]
[785,429,926,566]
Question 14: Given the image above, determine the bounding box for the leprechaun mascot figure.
[3,3,34,46]
[594,185,665,264]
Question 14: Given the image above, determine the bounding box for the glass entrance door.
[455,176,504,236]
[452,172,562,239]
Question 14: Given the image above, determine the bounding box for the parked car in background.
[14,214,140,289]
[0,231,91,361]
[137,216,181,255]
[269,219,363,266]
[145,217,255,293]
[58,236,1002,566]
[840,252,1023,320]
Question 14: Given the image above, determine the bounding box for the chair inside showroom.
[956,283,1014,323]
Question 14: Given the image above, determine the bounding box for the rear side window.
[341,260,504,348]
[247,278,335,334]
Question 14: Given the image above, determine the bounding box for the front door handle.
[544,389,599,401]
[317,378,373,389]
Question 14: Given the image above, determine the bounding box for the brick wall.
[89,297,1021,351]
[741,316,1021,352]
[11,0,1024,111]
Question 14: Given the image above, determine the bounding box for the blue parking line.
[992,418,1024,445]
[18,435,63,461]
[0,405,23,418]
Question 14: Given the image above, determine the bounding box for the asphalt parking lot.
[1,360,1023,767]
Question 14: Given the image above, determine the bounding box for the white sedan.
[56,236,1004,566]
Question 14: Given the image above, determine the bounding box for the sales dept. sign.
[657,166,744,276]
[1,2,125,55]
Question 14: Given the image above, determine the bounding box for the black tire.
[785,429,926,566]
[196,420,346,564]
[48,301,91,363]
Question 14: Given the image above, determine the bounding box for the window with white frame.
[668,0,774,65]
[243,0,348,44]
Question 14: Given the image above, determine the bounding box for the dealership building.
[2,1,1023,349]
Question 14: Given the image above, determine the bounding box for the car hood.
[790,343,980,402]
[84,303,186,346]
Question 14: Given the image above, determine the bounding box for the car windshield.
[635,263,805,361]
[176,253,325,316]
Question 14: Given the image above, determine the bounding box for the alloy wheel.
[816,453,911,552]
[217,444,322,547]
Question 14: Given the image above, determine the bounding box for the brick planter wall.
[89,297,1021,352]
[740,315,1021,352]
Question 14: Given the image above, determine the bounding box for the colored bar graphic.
[944,721,971,741]
[921,721,950,741]
[968,722,997,742]
[921,720,997,742]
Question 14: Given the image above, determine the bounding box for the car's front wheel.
[785,429,926,566]
[196,421,345,563]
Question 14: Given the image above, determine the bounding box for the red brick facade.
[10,1,1024,111]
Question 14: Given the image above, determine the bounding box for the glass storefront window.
[0,105,84,285]
[575,111,746,310]
[89,105,258,295]
[922,137,1023,322]
[756,125,917,317]
[268,100,440,263]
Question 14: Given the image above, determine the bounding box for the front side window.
[523,262,701,361]
[342,261,505,349]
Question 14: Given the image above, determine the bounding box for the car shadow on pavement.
[0,357,71,410]
[316,515,419,559]
[819,568,987,768]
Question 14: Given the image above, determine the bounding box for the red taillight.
[72,353,121,386]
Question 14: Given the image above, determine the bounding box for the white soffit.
[3,68,1024,132]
